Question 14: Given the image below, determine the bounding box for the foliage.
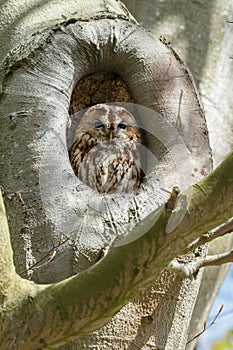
[212,329,233,350]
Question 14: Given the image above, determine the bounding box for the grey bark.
[1,0,231,349]
[123,0,233,164]
[1,152,233,348]
[122,1,233,347]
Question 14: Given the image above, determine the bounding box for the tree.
[0,0,232,349]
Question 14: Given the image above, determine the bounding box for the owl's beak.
[107,123,115,140]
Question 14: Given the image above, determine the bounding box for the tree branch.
[202,251,233,267]
[187,217,233,252]
[0,151,233,348]
[170,250,233,278]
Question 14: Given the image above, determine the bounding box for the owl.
[69,104,142,193]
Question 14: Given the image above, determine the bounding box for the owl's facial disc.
[93,121,117,140]
[81,104,139,141]
[92,115,118,140]
[92,117,130,140]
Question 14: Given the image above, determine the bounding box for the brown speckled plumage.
[69,104,142,193]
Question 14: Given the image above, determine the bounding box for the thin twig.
[187,217,233,252]
[187,304,224,344]
[16,191,26,208]
[19,235,69,275]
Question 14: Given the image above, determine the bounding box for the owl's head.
[77,104,141,143]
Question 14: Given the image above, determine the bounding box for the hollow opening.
[69,72,134,116]
[66,72,175,194]
[67,71,138,149]
[67,72,151,193]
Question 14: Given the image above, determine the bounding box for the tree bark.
[1,0,231,349]
[123,0,233,163]
[122,1,233,346]
[0,151,233,348]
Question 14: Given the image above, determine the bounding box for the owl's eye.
[118,123,127,130]
[94,121,104,129]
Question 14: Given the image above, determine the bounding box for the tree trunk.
[0,0,231,349]
[123,1,233,345]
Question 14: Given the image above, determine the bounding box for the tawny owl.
[69,104,142,193]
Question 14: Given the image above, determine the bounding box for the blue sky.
[197,264,233,349]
